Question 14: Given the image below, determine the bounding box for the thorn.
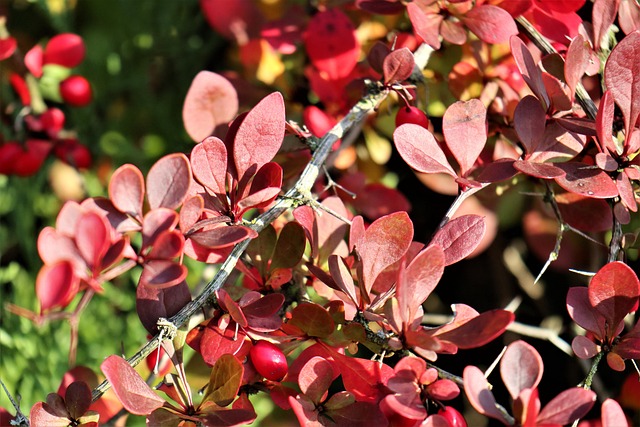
[484,346,507,379]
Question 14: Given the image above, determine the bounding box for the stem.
[436,183,489,230]
[607,211,622,262]
[581,351,603,389]
[91,85,389,403]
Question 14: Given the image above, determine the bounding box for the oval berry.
[249,341,288,381]
[395,106,430,129]
[438,406,467,427]
[60,75,92,107]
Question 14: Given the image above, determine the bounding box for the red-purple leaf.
[462,5,518,44]
[513,159,566,179]
[510,35,550,110]
[219,289,248,328]
[572,335,599,359]
[436,309,514,349]
[565,34,590,101]
[36,261,79,312]
[298,356,334,404]
[142,208,179,249]
[147,230,184,260]
[109,164,145,220]
[359,211,413,293]
[232,92,285,181]
[528,122,586,163]
[304,9,360,80]
[146,153,191,210]
[189,225,258,249]
[101,355,165,415]
[180,195,205,232]
[431,215,485,266]
[139,260,188,289]
[136,280,191,334]
[556,192,613,232]
[64,381,92,420]
[329,348,393,403]
[463,365,512,424]
[514,95,546,154]
[567,287,605,340]
[382,47,415,84]
[588,261,640,338]
[183,71,239,142]
[398,245,445,324]
[536,388,596,425]
[442,99,487,176]
[500,340,544,400]
[75,212,110,271]
[191,136,228,195]
[270,221,305,271]
[554,162,619,198]
[192,321,247,366]
[394,124,456,176]
[604,31,640,139]
[326,401,388,427]
[236,162,283,216]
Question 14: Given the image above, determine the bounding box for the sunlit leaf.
[394,124,456,177]
[431,215,485,266]
[536,388,596,425]
[442,99,487,176]
[500,340,543,400]
[109,164,144,220]
[147,153,191,210]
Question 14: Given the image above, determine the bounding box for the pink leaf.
[180,195,204,233]
[588,261,640,338]
[572,335,599,359]
[537,388,596,425]
[142,208,179,249]
[37,227,85,271]
[528,122,586,163]
[462,5,518,44]
[101,355,165,415]
[436,309,514,349]
[602,398,629,427]
[382,47,415,84]
[147,230,184,260]
[329,255,358,305]
[75,211,110,271]
[566,287,606,339]
[394,124,456,177]
[500,340,544,400]
[513,159,565,179]
[592,0,620,50]
[189,225,258,249]
[236,162,282,215]
[109,164,145,220]
[398,245,445,324]
[298,357,334,404]
[510,35,550,110]
[431,215,486,266]
[596,91,617,154]
[406,1,443,49]
[463,366,512,424]
[304,9,360,80]
[514,95,546,154]
[36,261,79,312]
[359,211,413,293]
[554,162,619,199]
[182,71,239,142]
[43,33,85,68]
[146,153,191,210]
[604,31,640,139]
[232,92,285,181]
[565,34,590,101]
[442,99,487,176]
[29,402,70,427]
[191,136,228,195]
[618,0,640,35]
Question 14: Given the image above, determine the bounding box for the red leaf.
[537,388,596,425]
[180,195,205,232]
[442,99,487,176]
[618,0,640,35]
[500,340,543,400]
[510,36,550,110]
[36,261,79,312]
[329,255,358,306]
[565,34,590,101]
[326,401,389,427]
[191,136,228,195]
[604,31,640,138]
[394,124,456,176]
[191,321,247,366]
[436,309,514,349]
[329,348,393,403]
[236,162,282,216]
[398,245,445,325]
[382,47,415,84]
[463,366,511,424]
[431,215,486,266]
[109,164,145,220]
[513,159,565,179]
[75,212,110,271]
[43,33,85,68]
[139,260,188,289]
[147,230,184,260]
[101,355,165,415]
[136,280,191,334]
[304,9,360,80]
[554,162,619,199]
[142,208,179,249]
[359,211,413,293]
[602,398,628,427]
[567,287,605,339]
[462,5,518,44]
[0,36,17,61]
[556,192,613,232]
[298,356,334,404]
[232,92,285,181]
[514,95,546,154]
[37,227,85,272]
[183,71,238,142]
[189,225,258,249]
[146,153,191,210]
[29,402,70,427]
[588,261,640,338]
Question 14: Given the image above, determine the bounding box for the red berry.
[438,406,467,427]
[60,75,92,107]
[0,142,23,175]
[249,341,288,381]
[395,106,430,129]
[54,139,92,169]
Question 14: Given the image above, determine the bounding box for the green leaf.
[203,354,244,407]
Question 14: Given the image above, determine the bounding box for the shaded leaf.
[513,159,565,179]
[510,36,550,110]
[204,354,244,407]
[101,355,165,416]
[183,71,239,142]
[189,225,258,249]
[463,366,511,424]
[147,154,191,210]
[514,95,546,154]
[554,162,618,198]
[431,215,486,266]
[298,356,334,404]
[139,260,188,289]
[556,192,613,232]
[191,136,228,195]
[398,245,445,324]
[75,211,110,271]
[288,303,335,338]
[500,340,543,400]
[565,34,590,101]
[394,124,456,176]
[136,280,191,335]
[65,381,92,420]
[270,222,306,270]
[36,260,79,312]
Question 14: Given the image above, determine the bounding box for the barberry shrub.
[1,1,640,426]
